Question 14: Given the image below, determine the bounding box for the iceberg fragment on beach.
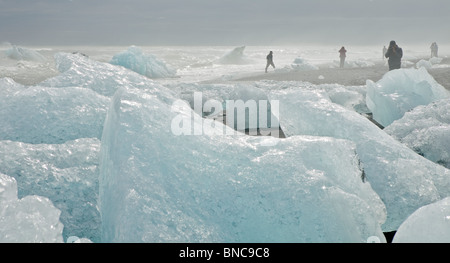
[263,81,450,231]
[217,46,252,64]
[318,84,368,113]
[290,57,319,71]
[429,57,443,64]
[393,197,450,243]
[3,46,449,243]
[4,45,46,62]
[0,77,28,98]
[416,57,444,69]
[0,82,109,144]
[366,67,450,127]
[416,59,433,69]
[41,52,155,97]
[275,57,318,73]
[0,138,101,242]
[0,173,64,243]
[100,84,386,242]
[385,98,450,168]
[110,46,177,79]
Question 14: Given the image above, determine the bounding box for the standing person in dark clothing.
[339,46,347,68]
[265,51,275,73]
[430,42,438,58]
[385,40,403,71]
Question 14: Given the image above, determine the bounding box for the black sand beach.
[235,58,450,91]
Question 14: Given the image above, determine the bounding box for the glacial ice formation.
[2,50,449,243]
[0,77,27,96]
[366,67,450,127]
[100,84,386,242]
[416,57,444,69]
[110,46,177,79]
[385,98,450,169]
[277,57,319,72]
[168,82,281,131]
[41,52,156,97]
[0,138,101,242]
[0,82,109,144]
[393,197,450,243]
[317,84,368,113]
[416,59,433,70]
[218,46,252,64]
[4,45,46,62]
[262,81,450,231]
[291,57,318,70]
[0,173,64,243]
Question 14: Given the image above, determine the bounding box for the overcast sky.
[1,0,449,46]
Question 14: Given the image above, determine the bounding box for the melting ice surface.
[393,197,450,243]
[0,173,64,242]
[366,67,450,127]
[100,86,386,242]
[385,98,450,169]
[0,81,109,144]
[264,81,450,232]
[1,45,450,242]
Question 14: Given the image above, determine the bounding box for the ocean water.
[1,44,450,243]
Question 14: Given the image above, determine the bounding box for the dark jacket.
[385,44,403,70]
[339,47,346,58]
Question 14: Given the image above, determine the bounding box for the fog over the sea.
[1,0,449,46]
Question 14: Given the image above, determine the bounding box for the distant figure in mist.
[265,51,275,73]
[339,46,347,68]
[385,40,403,71]
[430,42,438,58]
[382,46,387,60]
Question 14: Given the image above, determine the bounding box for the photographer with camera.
[385,40,403,71]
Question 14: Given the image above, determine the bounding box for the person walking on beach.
[430,42,438,58]
[339,46,347,68]
[265,51,275,73]
[385,40,403,71]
